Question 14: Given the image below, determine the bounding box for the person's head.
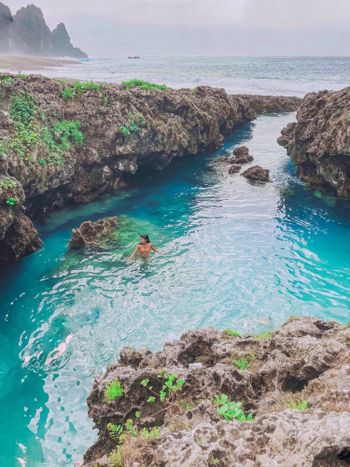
[140,234,150,244]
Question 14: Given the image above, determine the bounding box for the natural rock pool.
[1,113,349,466]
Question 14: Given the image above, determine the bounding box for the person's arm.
[130,245,139,259]
[151,244,161,254]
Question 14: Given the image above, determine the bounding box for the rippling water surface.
[34,56,350,96]
[0,113,350,466]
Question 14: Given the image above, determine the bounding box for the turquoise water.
[0,113,350,466]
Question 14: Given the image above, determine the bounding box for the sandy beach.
[0,54,79,72]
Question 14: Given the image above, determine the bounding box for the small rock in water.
[241,165,270,182]
[229,145,254,164]
[228,164,241,174]
[69,217,118,250]
[233,145,249,157]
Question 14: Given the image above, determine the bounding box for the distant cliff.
[0,2,87,58]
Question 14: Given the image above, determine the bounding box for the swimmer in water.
[129,234,160,259]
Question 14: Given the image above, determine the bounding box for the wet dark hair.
[140,234,150,243]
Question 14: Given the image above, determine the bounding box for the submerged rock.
[69,217,118,250]
[278,87,350,197]
[241,165,270,182]
[83,317,350,466]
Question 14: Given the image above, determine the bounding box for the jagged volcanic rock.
[241,165,270,182]
[83,317,350,466]
[278,87,350,197]
[69,217,118,250]
[238,94,301,114]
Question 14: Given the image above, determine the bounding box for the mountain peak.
[0,2,87,58]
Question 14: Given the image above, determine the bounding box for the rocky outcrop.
[241,165,270,182]
[52,23,87,59]
[0,2,12,52]
[83,317,350,466]
[238,94,301,114]
[69,217,118,250]
[278,88,350,197]
[228,145,254,164]
[0,2,87,58]
[0,75,299,268]
[228,164,241,174]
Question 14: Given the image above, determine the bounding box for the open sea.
[0,57,349,466]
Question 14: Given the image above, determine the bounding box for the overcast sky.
[5,0,350,56]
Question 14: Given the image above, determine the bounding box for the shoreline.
[0,54,79,72]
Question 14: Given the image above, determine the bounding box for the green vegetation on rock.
[233,357,250,370]
[121,79,168,91]
[1,177,17,190]
[6,197,18,206]
[119,112,146,137]
[224,329,241,337]
[6,93,83,166]
[104,379,125,402]
[214,394,254,422]
[61,80,101,99]
[0,75,13,86]
[288,400,309,411]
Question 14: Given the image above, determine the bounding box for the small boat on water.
[128,55,141,59]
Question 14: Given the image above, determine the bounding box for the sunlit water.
[0,113,350,466]
[24,56,350,96]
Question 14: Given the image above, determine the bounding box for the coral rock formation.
[241,165,270,182]
[83,317,350,466]
[69,217,118,250]
[278,87,350,197]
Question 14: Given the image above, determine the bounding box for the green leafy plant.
[233,358,250,370]
[121,79,168,91]
[255,331,273,340]
[119,112,146,138]
[0,140,5,157]
[288,400,308,411]
[102,95,110,107]
[140,372,185,418]
[214,394,254,422]
[17,72,28,80]
[107,423,124,439]
[224,329,241,337]
[2,177,17,190]
[104,379,125,402]
[6,196,18,206]
[0,75,13,86]
[61,80,101,99]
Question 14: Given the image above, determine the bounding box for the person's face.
[140,237,147,244]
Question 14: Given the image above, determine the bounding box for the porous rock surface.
[228,145,254,164]
[83,317,350,466]
[278,87,350,197]
[228,164,241,174]
[0,75,299,267]
[241,165,270,182]
[69,216,118,250]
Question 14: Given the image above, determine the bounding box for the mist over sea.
[37,55,350,96]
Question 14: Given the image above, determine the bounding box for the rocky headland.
[0,2,87,58]
[83,317,350,466]
[0,74,299,268]
[278,87,350,197]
